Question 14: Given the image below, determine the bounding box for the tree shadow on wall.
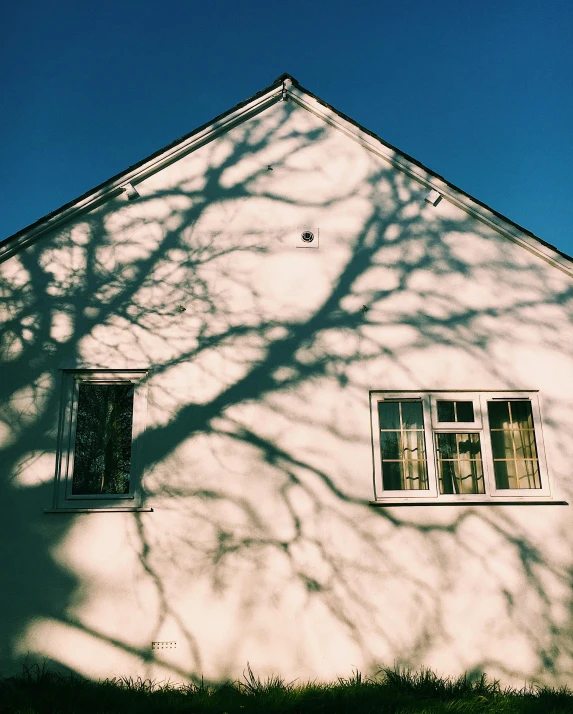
[1,96,573,685]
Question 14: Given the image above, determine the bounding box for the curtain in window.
[378,401,428,490]
[488,400,540,489]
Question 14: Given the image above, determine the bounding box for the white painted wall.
[1,98,573,686]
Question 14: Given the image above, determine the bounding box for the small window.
[51,370,148,511]
[371,392,550,502]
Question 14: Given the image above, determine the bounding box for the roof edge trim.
[2,73,571,277]
[0,82,283,262]
[288,86,573,278]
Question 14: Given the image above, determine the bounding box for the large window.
[370,392,550,501]
[50,370,148,511]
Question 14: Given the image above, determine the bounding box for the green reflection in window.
[72,383,134,495]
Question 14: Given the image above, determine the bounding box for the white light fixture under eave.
[122,182,140,200]
[424,188,442,206]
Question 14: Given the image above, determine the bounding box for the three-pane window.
[371,392,549,501]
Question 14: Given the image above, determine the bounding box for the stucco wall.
[1,99,573,685]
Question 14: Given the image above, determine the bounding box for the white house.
[1,74,573,686]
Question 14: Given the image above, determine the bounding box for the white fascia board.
[0,87,283,263]
[289,86,573,278]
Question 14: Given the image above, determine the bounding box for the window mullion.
[479,394,497,496]
[422,395,438,497]
[508,401,520,489]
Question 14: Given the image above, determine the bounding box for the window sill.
[44,507,154,514]
[369,499,568,507]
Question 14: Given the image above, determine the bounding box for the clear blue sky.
[1,0,572,256]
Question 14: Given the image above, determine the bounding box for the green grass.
[1,663,572,713]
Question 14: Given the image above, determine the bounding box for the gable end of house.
[1,73,571,277]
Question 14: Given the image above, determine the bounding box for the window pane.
[381,456,428,491]
[517,460,541,489]
[379,400,428,492]
[380,431,400,460]
[405,459,428,490]
[514,429,538,460]
[457,435,485,494]
[436,433,484,494]
[456,401,474,422]
[382,461,403,490]
[401,401,424,429]
[403,429,426,459]
[378,401,400,430]
[72,383,134,495]
[437,401,455,422]
[439,460,457,494]
[458,459,485,494]
[458,432,481,456]
[493,459,517,490]
[488,401,510,430]
[490,430,513,460]
[437,400,474,422]
[489,400,540,490]
[511,401,534,430]
[436,432,456,458]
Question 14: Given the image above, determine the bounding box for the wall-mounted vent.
[152,641,177,650]
[296,226,319,249]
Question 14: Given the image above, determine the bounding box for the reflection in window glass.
[488,400,540,489]
[378,401,428,490]
[437,401,455,422]
[436,433,485,494]
[72,383,134,495]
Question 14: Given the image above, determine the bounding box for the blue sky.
[1,0,572,256]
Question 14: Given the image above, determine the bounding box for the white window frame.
[50,369,148,511]
[370,390,552,503]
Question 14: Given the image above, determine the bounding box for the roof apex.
[272,73,299,85]
[1,74,572,276]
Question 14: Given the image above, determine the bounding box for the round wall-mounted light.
[301,231,314,243]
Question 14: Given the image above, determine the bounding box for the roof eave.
[0,75,288,262]
[287,83,573,277]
